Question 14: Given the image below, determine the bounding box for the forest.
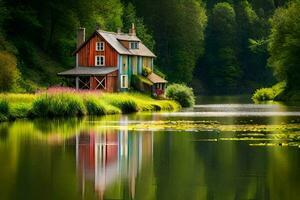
[0,0,299,96]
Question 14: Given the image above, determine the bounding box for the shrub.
[0,51,20,91]
[252,88,275,101]
[142,67,152,77]
[31,94,86,117]
[252,82,286,102]
[9,103,32,119]
[0,99,9,121]
[165,84,195,107]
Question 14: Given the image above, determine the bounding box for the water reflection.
[0,103,300,200]
[74,129,153,200]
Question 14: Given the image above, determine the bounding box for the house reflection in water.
[75,129,153,199]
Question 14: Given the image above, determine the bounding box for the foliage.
[131,0,207,83]
[0,51,20,91]
[84,96,121,115]
[165,84,195,107]
[268,1,300,89]
[197,0,276,94]
[252,81,286,102]
[252,88,276,101]
[153,67,166,79]
[122,2,155,50]
[0,92,180,121]
[200,2,241,93]
[0,99,9,121]
[31,94,86,117]
[142,67,152,77]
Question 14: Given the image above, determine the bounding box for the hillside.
[0,0,295,94]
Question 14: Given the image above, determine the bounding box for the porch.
[58,67,118,92]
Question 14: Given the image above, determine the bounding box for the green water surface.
[0,96,300,200]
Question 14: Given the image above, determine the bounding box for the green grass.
[0,92,180,121]
[31,94,86,117]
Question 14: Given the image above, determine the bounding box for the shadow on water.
[0,96,300,200]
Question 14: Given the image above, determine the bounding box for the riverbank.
[252,82,300,102]
[0,91,180,122]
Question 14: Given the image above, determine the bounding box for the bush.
[165,84,195,107]
[31,94,86,117]
[142,67,152,77]
[9,103,32,119]
[0,100,9,121]
[0,51,20,91]
[252,82,286,102]
[252,88,275,101]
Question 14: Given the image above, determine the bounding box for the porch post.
[76,76,79,90]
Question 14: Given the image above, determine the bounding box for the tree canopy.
[268,1,300,89]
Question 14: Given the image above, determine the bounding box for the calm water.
[1,96,300,200]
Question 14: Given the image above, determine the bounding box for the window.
[130,42,139,49]
[96,42,105,51]
[95,56,105,66]
[121,75,128,88]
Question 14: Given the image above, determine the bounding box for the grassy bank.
[0,92,180,122]
[252,82,286,102]
[252,81,300,102]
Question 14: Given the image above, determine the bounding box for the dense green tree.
[0,51,20,91]
[268,1,300,89]
[122,3,154,50]
[128,0,207,83]
[200,2,241,93]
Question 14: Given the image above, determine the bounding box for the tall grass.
[84,96,121,115]
[31,94,86,117]
[0,91,180,121]
[0,100,9,121]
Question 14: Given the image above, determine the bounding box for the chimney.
[129,23,136,36]
[117,28,122,34]
[77,27,85,48]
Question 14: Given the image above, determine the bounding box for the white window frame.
[130,42,139,49]
[96,42,105,51]
[95,55,105,66]
[120,75,128,89]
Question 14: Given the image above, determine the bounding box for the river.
[0,96,300,200]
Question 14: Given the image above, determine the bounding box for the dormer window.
[96,42,104,51]
[130,42,139,49]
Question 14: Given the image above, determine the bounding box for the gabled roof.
[58,66,118,76]
[73,30,156,57]
[147,73,168,83]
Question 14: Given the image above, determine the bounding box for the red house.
[58,24,167,93]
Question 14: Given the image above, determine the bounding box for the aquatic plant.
[165,83,195,107]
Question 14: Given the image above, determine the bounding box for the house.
[58,24,167,94]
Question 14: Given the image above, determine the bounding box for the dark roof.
[147,73,168,83]
[58,67,118,76]
[73,30,156,57]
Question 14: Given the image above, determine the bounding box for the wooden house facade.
[58,25,167,93]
